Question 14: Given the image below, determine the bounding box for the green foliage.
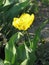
[20,59,28,65]
[32,20,48,50]
[0,0,30,40]
[0,0,49,65]
[4,20,48,65]
[4,33,17,64]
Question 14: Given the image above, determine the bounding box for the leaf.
[20,59,28,65]
[0,4,14,12]
[17,44,27,63]
[18,43,30,65]
[4,32,23,64]
[28,51,37,65]
[19,0,27,3]
[5,0,30,19]
[31,20,48,51]
[16,42,30,64]
[4,0,17,6]
[4,32,19,64]
[4,61,11,65]
[4,0,27,6]
[0,0,3,6]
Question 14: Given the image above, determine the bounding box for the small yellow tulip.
[12,13,35,30]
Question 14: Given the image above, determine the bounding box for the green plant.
[0,0,30,40]
[0,0,39,40]
[4,20,48,65]
[0,0,49,65]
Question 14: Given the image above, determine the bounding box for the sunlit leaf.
[4,33,18,64]
[20,59,28,65]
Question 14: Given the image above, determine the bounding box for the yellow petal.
[12,13,35,30]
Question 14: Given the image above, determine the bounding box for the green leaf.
[0,4,14,12]
[4,61,11,65]
[4,0,17,6]
[31,20,48,51]
[17,44,27,63]
[16,42,30,64]
[17,43,30,65]
[4,0,27,6]
[5,0,30,19]
[4,32,23,64]
[20,59,28,65]
[4,33,19,64]
[0,0,3,6]
[19,0,27,3]
[28,51,37,65]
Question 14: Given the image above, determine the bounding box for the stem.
[26,31,32,49]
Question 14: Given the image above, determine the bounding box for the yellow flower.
[12,13,35,30]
